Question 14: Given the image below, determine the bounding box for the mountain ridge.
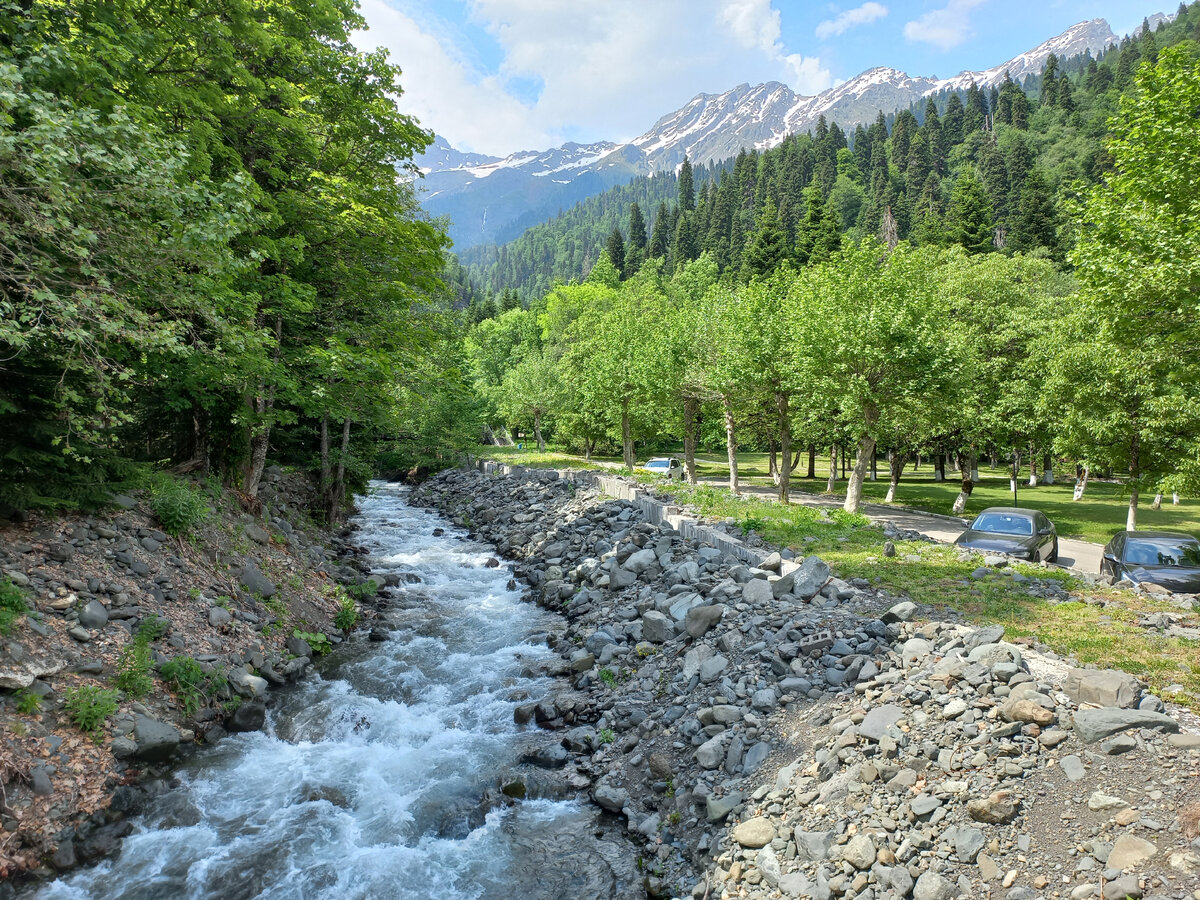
[419,16,1123,249]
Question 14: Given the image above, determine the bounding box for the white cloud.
[355,0,831,156]
[903,0,987,50]
[815,2,888,41]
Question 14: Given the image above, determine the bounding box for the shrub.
[599,668,617,688]
[64,686,119,739]
[293,629,332,655]
[334,594,359,631]
[15,690,42,715]
[0,578,27,635]
[115,639,153,698]
[160,656,223,716]
[597,728,615,745]
[149,475,209,536]
[138,615,169,642]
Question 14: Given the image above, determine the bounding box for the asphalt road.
[702,479,1105,575]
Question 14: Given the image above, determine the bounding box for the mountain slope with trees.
[456,8,1195,309]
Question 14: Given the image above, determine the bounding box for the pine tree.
[1010,168,1059,257]
[909,172,945,247]
[678,156,696,212]
[628,202,647,253]
[795,182,841,266]
[947,169,994,254]
[943,93,965,145]
[605,226,626,279]
[922,98,945,173]
[996,72,1016,125]
[964,81,987,135]
[672,211,697,269]
[648,202,672,258]
[1011,88,1030,130]
[891,110,918,166]
[1057,72,1075,113]
[742,199,789,279]
[1041,53,1060,106]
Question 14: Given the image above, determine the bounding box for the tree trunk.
[534,410,545,451]
[1152,491,1163,510]
[1173,492,1180,505]
[190,406,211,476]
[768,445,779,485]
[807,445,816,479]
[934,453,945,482]
[320,413,332,514]
[723,396,739,495]
[952,451,975,515]
[584,438,594,461]
[330,418,351,520]
[1073,466,1089,501]
[621,398,634,469]
[1127,435,1140,531]
[1041,451,1054,485]
[683,397,699,484]
[243,314,283,498]
[870,452,877,482]
[885,452,906,503]
[843,432,876,513]
[840,446,847,480]
[989,450,999,468]
[827,445,837,492]
[777,391,791,504]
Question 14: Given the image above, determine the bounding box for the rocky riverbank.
[0,469,379,885]
[415,465,1200,900]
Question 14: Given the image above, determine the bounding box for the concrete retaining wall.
[472,460,767,566]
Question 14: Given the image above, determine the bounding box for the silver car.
[642,457,683,480]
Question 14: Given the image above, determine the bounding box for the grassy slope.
[476,444,1200,710]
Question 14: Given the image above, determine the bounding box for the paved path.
[699,478,1105,575]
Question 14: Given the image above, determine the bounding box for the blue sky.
[355,0,1171,156]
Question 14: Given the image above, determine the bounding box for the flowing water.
[32,483,639,900]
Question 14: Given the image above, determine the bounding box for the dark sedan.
[1100,530,1200,592]
[954,507,1058,563]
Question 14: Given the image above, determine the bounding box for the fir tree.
[947,169,994,254]
[1010,168,1060,257]
[648,202,672,258]
[605,226,625,279]
[795,182,841,266]
[964,82,987,135]
[678,156,695,212]
[742,200,789,279]
[943,93,965,145]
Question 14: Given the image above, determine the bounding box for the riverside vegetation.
[417,464,1200,900]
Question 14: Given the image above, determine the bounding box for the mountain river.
[29,482,640,900]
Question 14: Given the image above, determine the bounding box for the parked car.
[1100,530,1200,592]
[641,457,683,480]
[954,507,1058,562]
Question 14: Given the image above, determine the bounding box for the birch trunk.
[621,399,634,469]
[1173,492,1180,505]
[1127,435,1140,531]
[683,397,699,484]
[952,451,976,515]
[885,452,906,503]
[776,391,791,504]
[1073,466,1089,500]
[843,432,876,513]
[723,396,739,495]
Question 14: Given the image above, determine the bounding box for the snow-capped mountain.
[420,16,1120,249]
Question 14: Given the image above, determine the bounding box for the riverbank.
[0,469,374,884]
[416,463,1200,900]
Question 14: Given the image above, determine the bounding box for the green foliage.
[159,656,224,716]
[63,686,120,739]
[115,639,154,699]
[597,728,615,745]
[0,578,28,635]
[148,476,209,537]
[334,594,359,632]
[138,616,170,643]
[598,668,617,688]
[14,690,42,716]
[294,629,333,655]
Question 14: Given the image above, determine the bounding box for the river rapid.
[30,483,640,900]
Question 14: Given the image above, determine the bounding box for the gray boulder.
[914,872,958,900]
[1062,668,1142,709]
[859,704,905,741]
[684,604,724,638]
[641,610,674,643]
[592,782,629,813]
[133,716,182,762]
[239,562,276,599]
[78,600,109,629]
[741,578,773,605]
[790,556,831,600]
[208,607,232,627]
[227,699,267,733]
[1072,707,1179,743]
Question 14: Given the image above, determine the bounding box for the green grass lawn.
[478,444,1200,545]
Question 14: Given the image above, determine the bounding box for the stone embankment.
[416,465,1200,900]
[0,468,376,882]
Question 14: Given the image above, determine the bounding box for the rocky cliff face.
[417,19,1118,249]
